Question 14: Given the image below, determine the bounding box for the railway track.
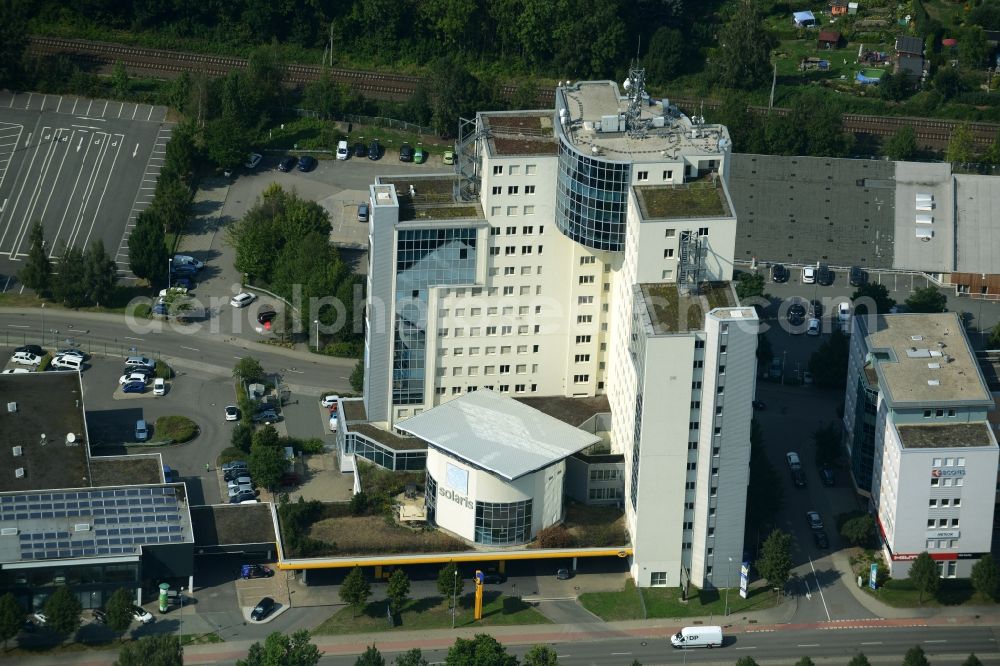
[24,36,1000,150]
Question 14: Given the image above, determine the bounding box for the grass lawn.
[154,415,199,443]
[774,38,892,83]
[180,633,223,645]
[313,592,549,635]
[867,578,993,608]
[0,285,153,315]
[580,581,779,621]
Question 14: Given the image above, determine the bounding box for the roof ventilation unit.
[6,402,15,413]
[66,433,77,446]
[927,379,940,386]
[12,446,21,457]
[0,528,17,536]
[927,363,941,369]
[74,523,91,532]
[14,468,24,478]
[39,434,46,446]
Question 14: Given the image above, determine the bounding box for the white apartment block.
[843,313,997,578]
[357,71,757,588]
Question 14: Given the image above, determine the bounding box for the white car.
[132,606,154,624]
[124,355,155,369]
[11,351,42,366]
[119,372,149,385]
[1,368,30,374]
[51,354,83,371]
[806,318,821,336]
[56,348,85,359]
[786,452,801,469]
[159,286,188,298]
[802,266,816,284]
[172,254,204,270]
[244,153,262,170]
[336,140,349,160]
[231,292,257,308]
[225,405,240,421]
[838,301,851,321]
[153,378,166,396]
[321,394,339,408]
[228,484,254,497]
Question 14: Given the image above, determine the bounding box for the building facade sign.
[929,530,960,539]
[438,487,474,510]
[930,468,966,478]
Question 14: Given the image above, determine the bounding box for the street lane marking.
[798,644,821,648]
[924,640,947,643]
[808,555,832,622]
[860,642,882,646]
[610,653,632,656]
[734,647,758,650]
[8,324,29,328]
[124,336,144,342]
[180,346,200,352]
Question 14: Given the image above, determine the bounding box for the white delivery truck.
[670,625,723,649]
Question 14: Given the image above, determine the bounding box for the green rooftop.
[635,179,730,219]
[639,282,736,334]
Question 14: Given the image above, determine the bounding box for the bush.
[155,359,174,379]
[295,437,325,454]
[37,353,52,372]
[232,423,253,453]
[154,415,198,443]
[321,341,363,358]
[217,447,247,465]
[537,525,577,548]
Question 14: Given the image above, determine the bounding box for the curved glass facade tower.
[554,138,631,252]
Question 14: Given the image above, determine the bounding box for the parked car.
[321,394,339,408]
[277,156,297,172]
[119,372,149,385]
[124,366,155,379]
[819,467,836,486]
[257,308,277,325]
[771,264,788,283]
[56,348,85,359]
[222,460,248,473]
[241,564,274,579]
[227,476,252,489]
[173,254,204,270]
[15,345,44,356]
[802,266,816,284]
[171,276,194,291]
[51,355,83,371]
[443,150,454,165]
[792,469,807,488]
[230,490,257,504]
[786,452,801,469]
[125,356,155,369]
[225,468,250,482]
[849,265,867,287]
[353,142,367,158]
[817,264,833,286]
[809,299,824,318]
[244,153,263,170]
[252,410,280,424]
[813,530,830,549]
[227,484,254,498]
[11,351,42,366]
[413,146,425,163]
[297,155,317,172]
[231,292,257,308]
[151,302,169,317]
[225,405,240,421]
[132,606,154,624]
[802,370,814,385]
[92,609,107,624]
[1,368,30,374]
[806,511,823,530]
[807,318,821,336]
[250,597,276,621]
[153,378,166,396]
[336,140,349,160]
[399,143,414,162]
[768,357,782,380]
[556,568,573,580]
[482,572,506,584]
[32,612,47,626]
[787,300,807,328]
[358,202,369,223]
[122,381,145,394]
[368,139,381,160]
[134,420,148,441]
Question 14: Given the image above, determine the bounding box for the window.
[468,366,479,376]
[521,266,531,275]
[663,170,673,180]
[691,401,701,409]
[522,226,533,234]
[685,482,696,490]
[490,226,500,236]
[451,387,461,395]
[515,384,526,393]
[692,381,702,389]
[579,275,595,284]
[693,360,704,368]
[957,457,965,466]
[576,335,591,344]
[538,245,543,254]
[688,442,698,450]
[948,409,956,417]
[452,367,463,376]
[689,422,699,430]
[577,315,593,324]
[662,269,673,280]
[522,245,533,254]
[507,206,518,216]
[502,286,514,295]
[517,345,527,353]
[940,498,950,507]
[493,165,503,175]
[578,296,594,304]
[525,165,536,175]
[929,499,937,507]
[486,326,497,336]
[637,171,649,181]
[501,345,511,353]
[951,518,960,527]
[519,286,530,295]
[683,522,693,530]
[489,247,500,255]
[502,266,514,276]
[499,365,510,374]
[665,228,675,237]
[469,347,480,355]
[930,478,940,487]
[486,346,496,354]
[474,498,532,546]
[491,186,501,195]
[438,329,449,337]
[523,205,535,215]
[525,185,536,194]
[575,354,591,363]
[485,365,495,375]
[505,226,516,235]
[509,165,520,175]
[695,340,705,349]
[581,256,596,265]
[507,186,519,195]
[954,498,961,507]
[518,325,529,333]
[650,572,667,586]
[505,246,515,255]
[501,325,512,335]
[924,410,932,418]
[516,364,526,373]
[936,409,944,417]
[574,374,590,383]
[699,227,709,236]
[470,327,481,336]
[663,249,674,258]
[498,384,509,392]
[533,345,539,352]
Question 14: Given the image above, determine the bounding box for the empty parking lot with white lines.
[0,92,169,288]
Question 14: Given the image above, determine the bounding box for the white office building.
[843,313,998,578]
[354,71,758,588]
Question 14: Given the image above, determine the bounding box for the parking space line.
[147,106,154,122]
[101,100,108,117]
[78,133,125,250]
[25,93,33,110]
[49,129,97,254]
[1,124,56,256]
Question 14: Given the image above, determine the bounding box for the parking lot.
[0,92,170,285]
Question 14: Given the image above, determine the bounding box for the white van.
[336,140,349,160]
[51,355,83,371]
[670,625,723,649]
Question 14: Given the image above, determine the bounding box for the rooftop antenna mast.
[624,58,650,139]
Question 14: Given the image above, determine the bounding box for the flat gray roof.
[893,161,953,272]
[729,154,895,268]
[514,395,610,428]
[896,422,995,449]
[954,174,1000,274]
[864,313,993,407]
[0,372,91,493]
[190,504,276,546]
[395,389,599,481]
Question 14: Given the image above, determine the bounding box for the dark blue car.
[122,381,145,394]
[296,156,317,172]
[152,303,168,316]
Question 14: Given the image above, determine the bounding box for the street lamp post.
[725,557,733,617]
[168,258,172,290]
[314,319,319,351]
[781,350,787,385]
[40,303,45,347]
[451,568,458,629]
[979,273,987,348]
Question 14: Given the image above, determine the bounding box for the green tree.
[934,67,964,101]
[988,321,1000,349]
[963,655,983,666]
[19,221,52,296]
[105,587,135,637]
[249,441,287,491]
[303,71,348,119]
[340,567,371,616]
[386,569,411,615]
[852,283,896,316]
[53,243,89,308]
[983,131,1000,165]
[445,634,517,666]
[755,529,793,593]
[438,562,464,607]
[523,644,560,665]
[84,240,118,307]
[232,422,254,453]
[788,89,852,157]
[233,356,266,384]
[959,25,990,68]
[0,0,29,88]
[794,658,814,666]
[946,122,974,164]
[350,491,369,516]
[808,329,851,389]
[848,654,870,666]
[735,272,766,300]
[355,645,385,666]
[970,554,998,600]
[395,649,429,666]
[646,27,686,82]
[204,116,252,171]
[735,658,759,666]
[905,287,947,313]
[885,126,918,161]
[903,645,930,666]
[880,72,914,102]
[0,592,22,648]
[907,551,941,604]
[715,0,775,90]
[128,210,168,290]
[840,514,875,547]
[350,359,365,392]
[236,630,321,666]
[150,177,192,234]
[43,585,82,639]
[812,423,841,467]
[111,61,130,98]
[252,424,280,450]
[115,634,184,666]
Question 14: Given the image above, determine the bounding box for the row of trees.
[740,649,983,666]
[18,222,118,307]
[0,586,137,646]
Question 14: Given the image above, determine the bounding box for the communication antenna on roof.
[624,60,650,139]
